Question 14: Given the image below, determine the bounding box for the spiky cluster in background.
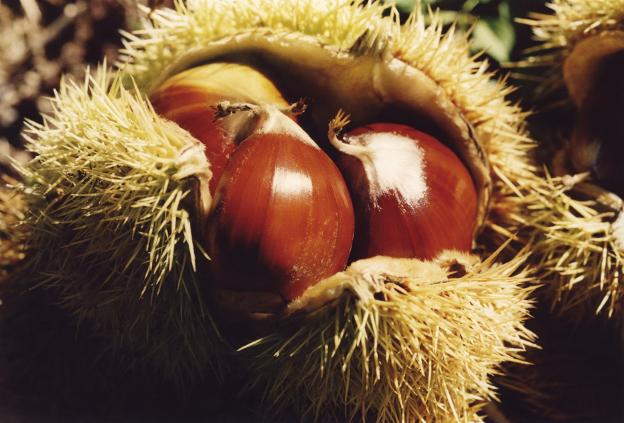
[517,173,624,317]
[514,0,624,318]
[492,2,624,421]
[527,0,624,97]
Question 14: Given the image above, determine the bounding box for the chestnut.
[206,108,355,301]
[329,118,478,261]
[149,62,289,193]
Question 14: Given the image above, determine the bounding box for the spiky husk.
[113,0,539,419]
[13,67,224,383]
[517,1,624,317]
[535,0,624,43]
[239,252,536,423]
[8,0,541,420]
[523,0,624,96]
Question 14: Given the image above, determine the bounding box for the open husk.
[5,0,540,421]
[521,0,624,317]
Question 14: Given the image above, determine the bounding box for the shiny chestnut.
[330,121,478,261]
[150,63,289,193]
[206,108,355,301]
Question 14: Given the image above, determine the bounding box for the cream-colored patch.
[347,131,428,209]
[272,168,313,198]
[611,211,624,251]
[288,252,482,315]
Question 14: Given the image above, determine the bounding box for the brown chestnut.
[150,63,289,193]
[329,119,478,261]
[206,108,355,301]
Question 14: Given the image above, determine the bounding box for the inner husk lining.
[145,30,492,238]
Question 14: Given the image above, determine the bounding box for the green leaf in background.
[385,0,521,65]
[387,0,420,14]
[470,8,515,63]
[384,0,444,14]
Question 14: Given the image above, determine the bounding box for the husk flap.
[563,31,624,106]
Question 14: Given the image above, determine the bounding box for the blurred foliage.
[388,0,548,65]
[0,0,145,158]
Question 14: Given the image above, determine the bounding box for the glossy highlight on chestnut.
[331,122,478,261]
[206,111,355,301]
[149,63,289,194]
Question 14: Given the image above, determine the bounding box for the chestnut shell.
[335,123,478,261]
[206,130,355,301]
[149,63,290,194]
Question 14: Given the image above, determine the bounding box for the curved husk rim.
[120,0,539,245]
[563,30,624,106]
